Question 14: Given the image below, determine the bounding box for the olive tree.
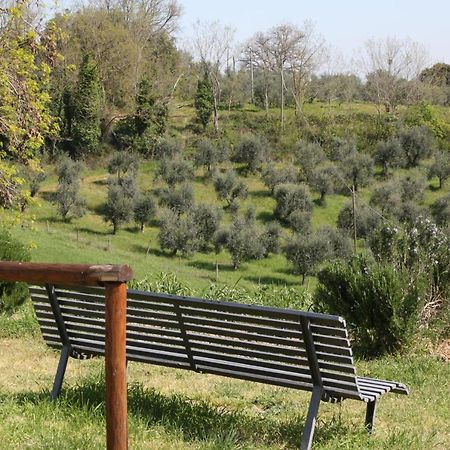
[134,192,157,232]
[428,151,450,189]
[213,170,248,205]
[55,157,86,221]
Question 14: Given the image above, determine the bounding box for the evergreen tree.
[194,72,214,129]
[72,54,104,155]
[135,77,168,136]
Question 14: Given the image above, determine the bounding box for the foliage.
[283,233,330,284]
[158,183,194,215]
[156,156,194,186]
[103,178,135,233]
[194,72,214,129]
[190,203,222,250]
[261,163,297,194]
[153,138,182,160]
[232,136,266,173]
[373,138,404,176]
[368,218,450,305]
[158,209,199,256]
[134,192,157,232]
[29,170,47,198]
[55,157,85,220]
[428,151,450,188]
[337,201,380,239]
[397,126,434,168]
[213,170,248,205]
[308,163,337,205]
[108,152,139,181]
[314,254,424,356]
[0,228,30,312]
[219,217,265,269]
[194,138,228,173]
[339,151,373,191]
[273,183,313,222]
[71,54,104,155]
[0,2,58,159]
[295,141,326,179]
[432,195,450,226]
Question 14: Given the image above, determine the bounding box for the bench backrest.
[30,284,361,400]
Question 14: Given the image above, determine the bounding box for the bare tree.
[361,36,428,112]
[245,22,324,127]
[191,20,235,132]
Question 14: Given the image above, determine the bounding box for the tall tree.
[72,54,104,155]
[192,20,235,133]
[194,72,214,129]
[0,1,58,207]
[361,36,428,113]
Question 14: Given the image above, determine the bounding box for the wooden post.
[105,282,128,450]
[0,262,133,450]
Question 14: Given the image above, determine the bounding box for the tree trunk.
[280,66,285,129]
[140,223,144,233]
[213,96,219,133]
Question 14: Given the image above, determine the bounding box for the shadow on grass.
[129,244,167,257]
[257,211,275,223]
[77,227,111,236]
[40,191,57,203]
[251,189,270,198]
[244,275,298,286]
[188,261,235,272]
[1,378,354,448]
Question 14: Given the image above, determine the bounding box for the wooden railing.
[0,261,133,450]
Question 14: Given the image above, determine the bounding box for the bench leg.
[300,386,322,450]
[365,400,377,432]
[51,345,70,400]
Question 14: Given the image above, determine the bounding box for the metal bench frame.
[30,284,409,450]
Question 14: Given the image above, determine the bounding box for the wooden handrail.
[0,261,133,450]
[0,261,133,285]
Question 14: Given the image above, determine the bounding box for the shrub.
[158,183,194,215]
[0,228,30,312]
[283,233,330,284]
[428,151,450,189]
[158,209,199,256]
[397,126,434,168]
[308,163,337,205]
[153,138,182,160]
[191,203,222,250]
[103,179,135,234]
[107,152,139,181]
[262,163,298,194]
[373,137,404,176]
[314,255,424,356]
[339,151,373,191]
[287,209,312,234]
[232,136,266,173]
[432,195,450,226]
[195,138,229,173]
[295,141,326,179]
[213,171,248,205]
[134,192,157,232]
[156,156,194,186]
[337,202,380,239]
[55,157,85,221]
[29,171,46,198]
[273,183,313,222]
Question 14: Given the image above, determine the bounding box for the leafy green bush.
[314,255,424,357]
[0,228,30,312]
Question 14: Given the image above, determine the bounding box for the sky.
[177,0,450,66]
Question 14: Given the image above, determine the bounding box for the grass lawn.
[0,303,449,449]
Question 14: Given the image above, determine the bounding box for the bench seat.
[29,284,409,450]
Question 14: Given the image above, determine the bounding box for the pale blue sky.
[177,0,449,64]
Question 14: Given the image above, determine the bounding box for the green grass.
[0,322,448,449]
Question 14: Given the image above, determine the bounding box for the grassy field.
[0,304,449,449]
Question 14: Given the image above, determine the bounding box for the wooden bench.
[29,284,409,450]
